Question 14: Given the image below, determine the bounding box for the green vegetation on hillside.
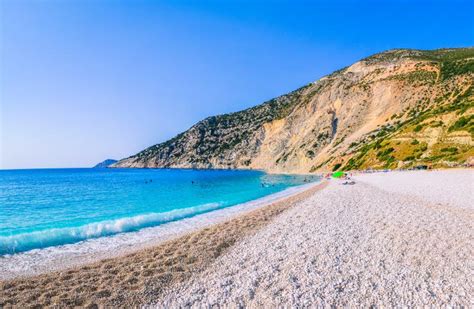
[132,83,315,164]
[341,83,474,171]
[118,47,474,172]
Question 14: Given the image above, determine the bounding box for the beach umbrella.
[332,171,344,178]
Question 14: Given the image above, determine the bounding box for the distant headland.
[93,159,118,168]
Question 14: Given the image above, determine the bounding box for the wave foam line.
[0,202,222,255]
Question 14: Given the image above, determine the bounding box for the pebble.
[154,170,473,307]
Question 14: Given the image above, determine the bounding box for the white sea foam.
[0,181,319,280]
[0,202,222,255]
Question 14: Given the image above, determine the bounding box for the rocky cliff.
[113,48,474,172]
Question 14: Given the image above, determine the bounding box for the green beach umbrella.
[332,171,344,178]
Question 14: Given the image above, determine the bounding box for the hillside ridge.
[113,47,474,172]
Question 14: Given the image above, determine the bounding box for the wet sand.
[1,170,472,307]
[0,181,327,307]
[0,182,318,281]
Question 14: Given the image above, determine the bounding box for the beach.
[0,180,326,307]
[0,180,317,281]
[1,169,473,307]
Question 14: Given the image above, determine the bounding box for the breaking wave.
[0,202,222,255]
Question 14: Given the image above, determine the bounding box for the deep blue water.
[0,168,318,255]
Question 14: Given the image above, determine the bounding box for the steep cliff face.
[113,48,474,172]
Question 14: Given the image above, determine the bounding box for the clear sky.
[1,0,473,169]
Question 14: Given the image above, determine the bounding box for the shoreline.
[1,169,472,307]
[1,181,328,307]
[0,180,321,281]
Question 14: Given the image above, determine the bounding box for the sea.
[0,168,318,255]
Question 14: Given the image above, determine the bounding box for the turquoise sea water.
[0,168,318,255]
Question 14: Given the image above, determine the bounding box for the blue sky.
[1,0,473,169]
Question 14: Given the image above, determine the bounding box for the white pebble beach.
[1,169,472,307]
[157,169,473,307]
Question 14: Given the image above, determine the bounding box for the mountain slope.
[93,159,118,168]
[113,48,474,172]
